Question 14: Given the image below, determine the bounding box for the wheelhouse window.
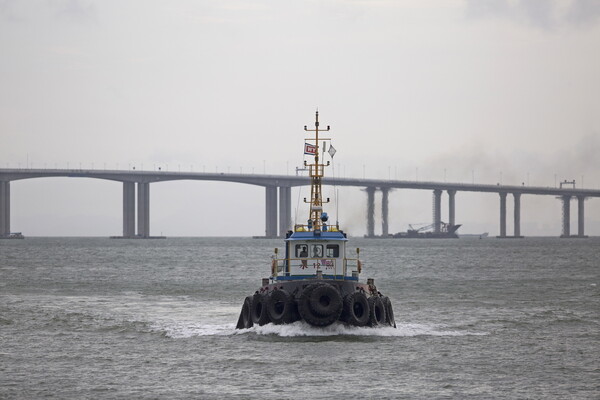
[311,244,323,258]
[326,244,339,258]
[295,244,308,258]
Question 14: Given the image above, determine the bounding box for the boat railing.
[344,258,361,277]
[293,224,340,232]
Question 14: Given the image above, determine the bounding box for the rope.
[331,160,339,226]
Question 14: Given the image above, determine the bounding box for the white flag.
[328,145,337,158]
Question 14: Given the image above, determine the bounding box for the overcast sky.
[1,0,600,236]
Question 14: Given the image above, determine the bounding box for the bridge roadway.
[1,168,599,238]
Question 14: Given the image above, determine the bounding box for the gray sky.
[1,0,600,236]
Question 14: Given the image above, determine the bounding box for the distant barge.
[392,222,461,239]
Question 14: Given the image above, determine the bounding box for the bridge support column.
[433,189,442,233]
[0,181,9,236]
[448,189,456,227]
[381,188,389,237]
[498,192,507,238]
[265,186,278,238]
[137,182,150,238]
[513,193,523,238]
[577,196,586,238]
[561,195,571,238]
[279,186,291,237]
[123,182,135,238]
[366,187,375,237]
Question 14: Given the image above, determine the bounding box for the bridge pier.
[265,186,278,238]
[114,181,161,239]
[448,189,456,227]
[577,196,587,238]
[0,181,9,236]
[137,182,150,238]
[559,194,589,238]
[279,186,291,237]
[433,189,442,233]
[498,192,507,238]
[123,182,135,238]
[381,188,389,237]
[497,192,523,238]
[513,193,523,238]
[366,187,376,237]
[560,195,571,238]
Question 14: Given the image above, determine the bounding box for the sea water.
[1,237,598,399]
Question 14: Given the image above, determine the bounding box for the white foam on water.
[153,321,237,338]
[29,295,487,339]
[244,321,487,337]
[155,320,487,338]
[393,322,488,337]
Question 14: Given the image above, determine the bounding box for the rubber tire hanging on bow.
[267,289,296,324]
[342,292,370,327]
[298,283,342,327]
[381,296,396,327]
[236,296,254,329]
[309,283,343,317]
[251,293,270,326]
[368,295,386,327]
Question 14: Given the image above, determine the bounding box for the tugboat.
[235,111,395,329]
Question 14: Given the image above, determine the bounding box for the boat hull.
[235,279,395,329]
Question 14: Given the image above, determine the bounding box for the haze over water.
[1,237,598,399]
[2,1,600,237]
[2,1,599,397]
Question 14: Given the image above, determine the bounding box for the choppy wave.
[152,321,235,338]
[154,320,487,338]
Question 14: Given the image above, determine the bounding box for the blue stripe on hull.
[274,275,358,281]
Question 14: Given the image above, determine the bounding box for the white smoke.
[465,0,600,30]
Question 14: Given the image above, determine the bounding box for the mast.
[304,111,331,232]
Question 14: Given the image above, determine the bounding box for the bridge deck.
[1,168,599,197]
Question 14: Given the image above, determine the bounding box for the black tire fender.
[342,292,370,327]
[251,293,270,326]
[242,295,254,328]
[381,296,396,327]
[267,289,295,324]
[368,296,386,327]
[308,283,343,317]
[236,295,254,329]
[298,283,342,327]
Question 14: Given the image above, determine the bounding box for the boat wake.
[237,321,487,337]
[154,320,487,338]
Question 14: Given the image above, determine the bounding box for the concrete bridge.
[1,168,599,238]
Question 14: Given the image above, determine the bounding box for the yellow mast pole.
[304,111,330,232]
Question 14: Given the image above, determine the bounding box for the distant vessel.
[1,232,25,239]
[235,111,395,329]
[393,222,461,239]
[459,232,489,239]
